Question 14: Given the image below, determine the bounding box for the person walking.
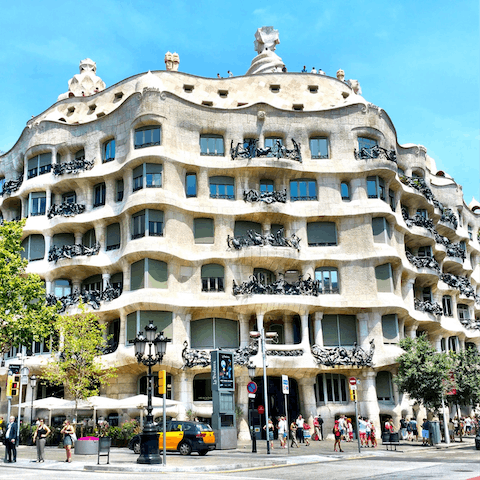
[409,417,418,441]
[333,420,343,452]
[277,416,287,448]
[313,415,323,441]
[303,422,311,446]
[290,420,299,448]
[296,414,305,444]
[263,417,275,450]
[4,416,18,463]
[32,418,51,462]
[61,420,75,462]
[400,416,407,440]
[358,416,367,447]
[421,418,430,446]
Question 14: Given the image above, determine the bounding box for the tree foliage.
[394,335,452,410]
[42,305,117,416]
[0,220,59,355]
[449,347,480,407]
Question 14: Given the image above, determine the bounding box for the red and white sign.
[257,405,265,414]
[349,377,357,386]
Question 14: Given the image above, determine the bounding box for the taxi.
[129,421,216,456]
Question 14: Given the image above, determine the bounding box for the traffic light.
[11,374,20,396]
[6,376,13,397]
[349,389,357,402]
[158,370,166,395]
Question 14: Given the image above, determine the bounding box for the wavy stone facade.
[1,53,480,438]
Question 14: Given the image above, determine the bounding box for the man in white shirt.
[358,416,367,447]
[277,416,287,448]
[296,414,305,443]
[311,67,317,74]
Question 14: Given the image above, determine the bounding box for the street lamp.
[249,329,277,454]
[30,375,37,425]
[133,321,171,465]
[247,362,257,453]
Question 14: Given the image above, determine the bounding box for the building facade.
[1,30,480,437]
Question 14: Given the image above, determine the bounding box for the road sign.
[257,405,265,414]
[248,393,256,399]
[349,377,357,386]
[282,375,289,395]
[349,384,357,391]
[247,381,258,394]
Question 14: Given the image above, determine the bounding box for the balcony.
[400,175,435,202]
[311,340,375,367]
[1,175,23,196]
[233,274,320,296]
[406,252,440,273]
[414,299,443,316]
[354,145,396,162]
[48,242,100,263]
[227,228,300,250]
[440,273,477,299]
[230,138,302,162]
[439,208,458,230]
[53,158,94,176]
[243,188,287,204]
[47,202,85,219]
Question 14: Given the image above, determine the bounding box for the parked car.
[128,420,216,456]
[475,432,480,450]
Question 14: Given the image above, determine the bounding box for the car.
[476,432,480,450]
[128,420,216,456]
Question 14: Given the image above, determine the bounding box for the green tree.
[42,305,117,418]
[449,346,480,408]
[0,220,58,355]
[394,335,452,410]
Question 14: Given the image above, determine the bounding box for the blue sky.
[1,0,478,203]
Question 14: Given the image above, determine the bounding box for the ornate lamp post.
[30,375,37,425]
[133,321,171,464]
[247,362,257,453]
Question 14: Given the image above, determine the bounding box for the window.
[422,286,432,305]
[442,296,453,316]
[367,176,386,200]
[139,373,172,399]
[358,137,377,150]
[110,272,123,291]
[459,241,466,252]
[75,149,85,161]
[457,304,470,321]
[201,264,224,292]
[340,182,350,200]
[468,225,473,240]
[52,233,75,249]
[134,126,161,149]
[388,189,396,211]
[254,268,275,285]
[186,173,197,197]
[310,137,329,159]
[418,246,432,257]
[372,217,391,243]
[62,191,76,204]
[29,192,46,216]
[82,229,96,249]
[209,176,235,199]
[375,263,394,292]
[126,310,172,344]
[440,338,447,352]
[130,258,168,290]
[382,314,399,344]
[376,371,394,401]
[116,179,124,202]
[322,314,357,346]
[315,267,339,293]
[200,134,224,156]
[194,218,214,244]
[290,179,317,201]
[93,182,106,207]
[307,222,337,246]
[54,279,72,297]
[31,337,54,356]
[191,318,239,349]
[21,234,45,261]
[234,221,262,237]
[316,373,348,403]
[448,336,458,352]
[260,179,274,193]
[106,223,121,251]
[264,137,283,157]
[131,209,164,239]
[417,209,428,219]
[193,373,212,401]
[82,274,102,292]
[102,139,115,163]
[0,177,4,195]
[133,163,163,191]
[28,153,52,179]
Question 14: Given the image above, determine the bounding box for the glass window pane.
[339,315,357,345]
[191,318,214,349]
[186,174,197,197]
[131,259,145,290]
[376,264,393,292]
[367,177,377,198]
[194,218,214,244]
[382,314,398,341]
[148,259,168,288]
[322,315,339,346]
[214,318,239,348]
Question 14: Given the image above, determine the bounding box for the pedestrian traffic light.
[158,370,166,395]
[11,374,20,396]
[6,376,13,397]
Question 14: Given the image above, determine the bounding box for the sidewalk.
[2,436,476,473]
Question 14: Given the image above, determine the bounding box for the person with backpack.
[333,420,343,452]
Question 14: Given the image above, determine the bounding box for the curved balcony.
[230,138,302,162]
[406,252,440,273]
[53,158,95,176]
[354,145,396,163]
[233,274,323,296]
[48,242,100,263]
[311,341,375,368]
[1,175,23,196]
[414,299,443,316]
[243,188,287,204]
[400,175,435,202]
[227,228,301,250]
[47,202,86,219]
[440,273,478,301]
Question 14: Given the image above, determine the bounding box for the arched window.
[340,182,350,200]
[254,268,275,285]
[201,264,224,292]
[358,137,377,150]
[102,139,115,163]
[191,318,239,349]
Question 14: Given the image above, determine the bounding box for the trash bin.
[429,421,441,445]
[382,432,391,443]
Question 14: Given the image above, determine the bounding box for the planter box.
[74,439,99,455]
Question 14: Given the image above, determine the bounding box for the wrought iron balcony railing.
[47,202,86,219]
[243,189,287,204]
[48,242,100,263]
[446,243,466,261]
[414,299,443,315]
[406,252,440,272]
[354,145,396,162]
[227,228,301,250]
[440,273,477,299]
[440,208,458,230]
[233,274,319,296]
[1,175,23,196]
[400,175,435,202]
[459,318,480,331]
[230,138,302,162]
[53,158,95,176]
[311,339,375,367]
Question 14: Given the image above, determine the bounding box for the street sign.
[247,381,258,394]
[349,384,357,391]
[248,393,256,399]
[282,375,289,395]
[257,405,265,414]
[349,377,357,386]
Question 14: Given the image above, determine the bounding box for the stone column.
[198,168,209,199]
[313,312,323,346]
[239,314,250,347]
[45,280,52,295]
[284,314,294,344]
[105,178,116,205]
[174,371,191,421]
[45,235,52,260]
[359,371,380,435]
[298,377,317,428]
[236,374,251,440]
[404,277,416,310]
[300,313,310,347]
[405,325,418,339]
[357,313,370,350]
[434,335,443,353]
[45,187,52,211]
[118,311,127,345]
[95,224,105,252]
[75,232,82,245]
[102,273,111,289]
